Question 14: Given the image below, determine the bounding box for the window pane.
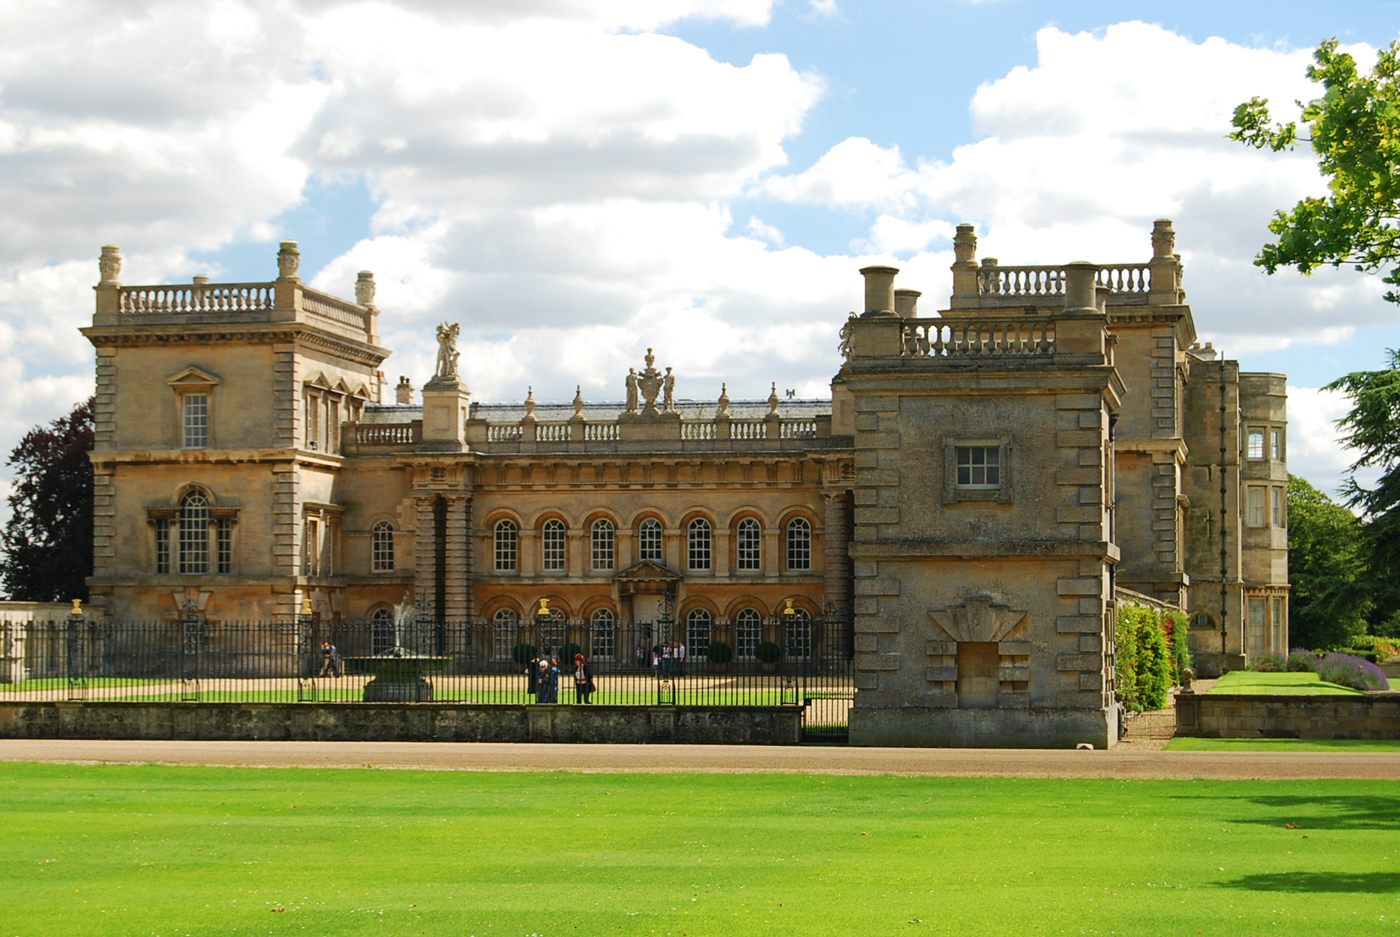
[183,394,208,449]
[687,519,711,570]
[736,608,762,659]
[372,521,394,571]
[786,518,811,571]
[590,609,615,660]
[494,520,518,571]
[591,520,614,571]
[736,518,761,570]
[216,518,232,574]
[638,518,662,561]
[155,522,170,574]
[1247,430,1265,460]
[542,519,566,571]
[179,492,210,574]
[955,446,1001,488]
[1271,488,1283,527]
[1271,428,1282,461]
[1247,488,1266,527]
[686,609,711,659]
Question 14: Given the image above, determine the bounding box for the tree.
[1,398,94,602]
[1286,474,1373,649]
[1230,39,1400,302]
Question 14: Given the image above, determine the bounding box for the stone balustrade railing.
[971,263,1152,307]
[301,288,371,333]
[901,319,1056,358]
[118,283,275,314]
[354,423,420,446]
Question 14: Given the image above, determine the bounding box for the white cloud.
[1286,385,1358,497]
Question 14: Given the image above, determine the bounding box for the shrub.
[557,643,582,665]
[511,643,536,666]
[706,641,734,664]
[1161,611,1192,684]
[1114,606,1173,711]
[755,641,782,664]
[1249,650,1287,672]
[1318,653,1392,691]
[1287,648,1320,673]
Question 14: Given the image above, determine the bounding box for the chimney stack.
[859,265,899,318]
[894,289,921,318]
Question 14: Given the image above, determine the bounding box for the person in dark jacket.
[572,653,596,704]
[537,657,561,703]
[527,654,540,698]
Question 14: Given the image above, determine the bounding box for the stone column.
[444,495,473,621]
[823,489,852,620]
[413,495,437,609]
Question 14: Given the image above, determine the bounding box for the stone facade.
[79,220,1287,747]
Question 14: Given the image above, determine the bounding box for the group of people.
[638,641,687,679]
[317,641,342,677]
[528,653,596,704]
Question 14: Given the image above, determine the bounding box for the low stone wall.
[0,702,803,745]
[1175,691,1400,739]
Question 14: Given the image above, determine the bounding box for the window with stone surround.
[943,435,1013,504]
[736,517,761,571]
[371,521,395,571]
[591,519,614,571]
[494,520,518,572]
[590,608,616,660]
[1271,486,1285,528]
[542,518,566,571]
[786,517,811,571]
[182,393,208,449]
[1271,427,1284,462]
[1246,428,1265,460]
[155,521,170,574]
[685,608,711,659]
[1246,487,1267,527]
[216,518,233,574]
[736,607,762,660]
[638,518,662,562]
[179,491,210,574]
[687,518,711,570]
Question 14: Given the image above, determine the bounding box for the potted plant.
[756,641,782,672]
[512,643,536,672]
[707,640,734,672]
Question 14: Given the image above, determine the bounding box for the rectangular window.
[216,519,232,574]
[955,446,1000,488]
[1246,487,1266,527]
[1246,429,1265,460]
[305,394,319,450]
[1270,428,1283,462]
[638,521,662,562]
[304,519,319,576]
[1248,597,1266,654]
[1271,487,1284,527]
[494,525,517,572]
[328,398,340,454]
[182,394,208,449]
[1272,597,1285,650]
[542,521,565,571]
[736,521,761,571]
[687,521,711,571]
[591,523,614,571]
[156,522,170,574]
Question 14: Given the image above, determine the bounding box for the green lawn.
[2,763,1397,936]
[1209,671,1363,695]
[1167,737,1400,752]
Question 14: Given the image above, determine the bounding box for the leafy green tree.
[1286,474,1373,648]
[1230,39,1400,301]
[0,398,94,601]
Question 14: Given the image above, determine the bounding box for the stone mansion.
[81,220,1288,747]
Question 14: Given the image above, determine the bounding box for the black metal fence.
[0,613,853,729]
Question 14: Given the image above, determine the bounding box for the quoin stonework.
[80,221,1288,748]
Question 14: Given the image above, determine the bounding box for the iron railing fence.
[0,615,854,710]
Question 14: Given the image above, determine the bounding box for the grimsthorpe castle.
[81,220,1288,747]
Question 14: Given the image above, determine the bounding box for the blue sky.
[2,0,1399,497]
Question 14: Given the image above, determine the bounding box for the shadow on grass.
[1225,794,1400,831]
[1224,871,1400,893]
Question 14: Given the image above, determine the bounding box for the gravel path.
[1,738,1396,780]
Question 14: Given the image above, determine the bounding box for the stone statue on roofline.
[434,322,461,381]
[663,367,675,412]
[625,368,639,413]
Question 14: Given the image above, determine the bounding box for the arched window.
[736,608,763,660]
[542,519,566,571]
[687,518,711,571]
[371,521,395,571]
[492,607,518,660]
[736,518,762,571]
[178,491,210,574]
[371,607,394,655]
[494,520,518,572]
[590,608,616,660]
[786,517,812,571]
[686,608,712,659]
[638,518,662,562]
[784,607,812,660]
[591,519,615,571]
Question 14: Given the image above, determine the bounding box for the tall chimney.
[894,289,921,318]
[859,265,899,318]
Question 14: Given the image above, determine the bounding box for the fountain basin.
[343,654,451,701]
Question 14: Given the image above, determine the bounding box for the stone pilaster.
[413,495,438,610]
[443,494,473,621]
[822,489,851,618]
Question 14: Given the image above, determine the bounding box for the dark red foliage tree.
[1,398,94,601]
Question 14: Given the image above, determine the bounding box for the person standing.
[537,658,561,704]
[318,642,335,677]
[660,642,673,679]
[573,653,595,704]
[675,640,687,678]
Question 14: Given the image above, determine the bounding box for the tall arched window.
[736,608,763,660]
[784,608,813,660]
[178,491,210,574]
[542,519,566,571]
[494,520,518,572]
[685,608,712,659]
[493,607,518,660]
[590,608,616,660]
[371,521,395,571]
[371,607,394,655]
[786,517,812,571]
[638,517,663,562]
[736,517,762,571]
[687,518,711,571]
[591,519,615,571]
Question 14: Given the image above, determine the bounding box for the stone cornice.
[88,448,346,469]
[80,323,388,367]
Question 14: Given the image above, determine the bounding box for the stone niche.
[925,595,1032,711]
